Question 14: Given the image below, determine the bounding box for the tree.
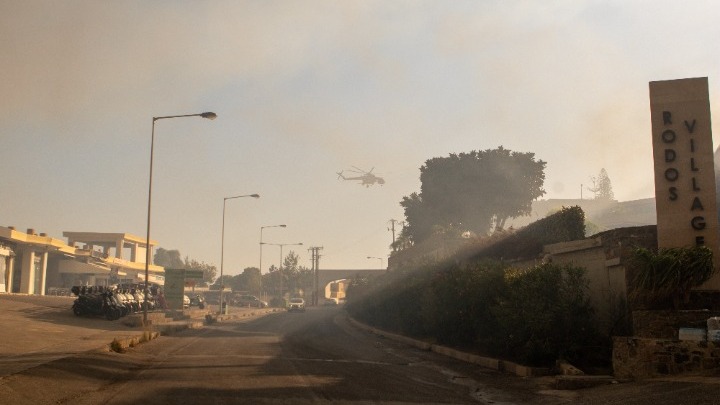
[261,251,303,297]
[391,226,414,251]
[399,192,436,246]
[293,267,314,296]
[240,267,262,294]
[587,168,615,201]
[400,146,546,243]
[154,247,218,287]
[281,251,310,295]
[184,257,217,285]
[217,273,240,291]
[283,251,300,275]
[262,265,280,296]
[154,248,184,268]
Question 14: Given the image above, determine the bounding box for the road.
[2,304,719,405]
[0,305,572,404]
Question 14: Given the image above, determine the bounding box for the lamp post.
[367,256,384,270]
[259,224,286,273]
[261,242,302,306]
[219,194,260,314]
[143,111,216,325]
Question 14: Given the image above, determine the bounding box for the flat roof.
[62,231,157,247]
[0,226,76,254]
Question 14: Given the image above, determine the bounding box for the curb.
[554,375,617,390]
[108,313,209,353]
[108,307,279,352]
[207,308,279,323]
[108,331,161,353]
[346,316,550,377]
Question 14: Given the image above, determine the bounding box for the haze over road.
[1,306,551,404]
[3,303,720,404]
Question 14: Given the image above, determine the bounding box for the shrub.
[631,246,715,309]
[473,206,586,260]
[346,258,600,367]
[489,263,599,366]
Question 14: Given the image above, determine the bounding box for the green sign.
[164,268,186,310]
[184,270,204,279]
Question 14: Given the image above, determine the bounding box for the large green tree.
[239,267,262,294]
[401,146,546,243]
[153,248,184,268]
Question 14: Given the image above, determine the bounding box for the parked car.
[287,297,305,312]
[189,294,205,309]
[234,295,268,308]
[183,294,190,309]
[203,291,220,305]
[323,297,339,306]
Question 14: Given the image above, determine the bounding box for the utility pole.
[388,219,403,251]
[308,246,323,305]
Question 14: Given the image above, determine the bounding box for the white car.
[183,294,190,308]
[287,297,305,312]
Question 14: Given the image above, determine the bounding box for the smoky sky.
[2,1,719,272]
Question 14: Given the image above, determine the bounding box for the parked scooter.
[133,289,153,311]
[71,286,122,320]
[111,290,131,317]
[121,289,139,313]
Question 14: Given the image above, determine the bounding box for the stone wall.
[613,310,720,379]
[613,337,720,379]
[632,310,720,339]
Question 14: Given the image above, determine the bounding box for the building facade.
[0,226,165,295]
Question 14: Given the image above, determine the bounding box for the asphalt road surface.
[0,306,564,404]
[2,305,719,405]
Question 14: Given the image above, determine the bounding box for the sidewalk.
[0,293,274,377]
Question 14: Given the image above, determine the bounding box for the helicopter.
[337,166,385,187]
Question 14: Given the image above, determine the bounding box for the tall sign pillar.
[650,77,720,289]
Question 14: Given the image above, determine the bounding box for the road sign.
[164,268,186,310]
[184,270,204,279]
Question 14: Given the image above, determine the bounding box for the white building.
[0,226,165,295]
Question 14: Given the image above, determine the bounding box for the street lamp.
[261,242,303,306]
[144,111,216,325]
[259,224,287,273]
[219,194,260,314]
[367,256,384,270]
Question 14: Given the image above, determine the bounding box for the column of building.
[17,247,48,295]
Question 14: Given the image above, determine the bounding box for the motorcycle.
[71,287,122,320]
[133,289,153,311]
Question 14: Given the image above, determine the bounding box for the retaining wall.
[613,337,720,379]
